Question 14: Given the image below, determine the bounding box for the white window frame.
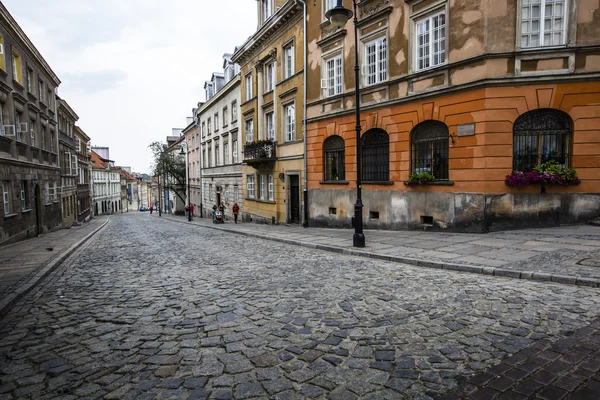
[234,185,239,202]
[323,53,343,97]
[263,0,272,22]
[231,101,237,122]
[519,0,567,49]
[3,181,11,214]
[232,139,239,163]
[214,113,219,131]
[283,43,295,79]
[413,9,446,72]
[266,111,275,141]
[207,118,212,135]
[268,174,274,201]
[265,62,274,92]
[284,103,295,142]
[323,0,337,20]
[259,174,265,200]
[245,73,253,101]
[246,175,255,199]
[245,119,254,143]
[364,36,388,85]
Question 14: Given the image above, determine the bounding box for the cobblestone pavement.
[167,214,600,281]
[1,213,599,399]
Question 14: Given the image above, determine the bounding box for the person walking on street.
[212,204,217,223]
[190,204,194,217]
[150,205,153,214]
[232,202,240,224]
[218,202,225,221]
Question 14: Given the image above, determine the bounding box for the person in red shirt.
[232,202,240,224]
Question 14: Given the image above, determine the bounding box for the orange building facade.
[306,0,600,232]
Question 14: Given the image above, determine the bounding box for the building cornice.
[231,0,303,65]
[196,75,241,118]
[57,98,80,121]
[0,3,61,85]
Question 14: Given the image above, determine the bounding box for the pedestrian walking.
[185,205,189,218]
[212,204,218,223]
[150,205,153,214]
[219,202,225,220]
[190,204,195,217]
[232,202,240,224]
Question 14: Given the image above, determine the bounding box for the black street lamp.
[326,0,364,248]
[179,143,192,222]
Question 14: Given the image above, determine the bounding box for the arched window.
[411,121,449,180]
[361,129,389,182]
[513,109,571,172]
[323,135,345,181]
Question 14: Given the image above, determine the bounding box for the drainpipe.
[296,0,309,228]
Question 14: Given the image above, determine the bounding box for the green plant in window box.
[404,171,436,186]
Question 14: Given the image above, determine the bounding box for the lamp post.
[179,142,192,222]
[326,0,364,248]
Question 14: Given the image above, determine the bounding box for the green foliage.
[148,141,187,203]
[405,171,436,186]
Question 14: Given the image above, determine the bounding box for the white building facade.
[197,53,243,218]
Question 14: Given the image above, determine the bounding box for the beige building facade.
[232,0,306,224]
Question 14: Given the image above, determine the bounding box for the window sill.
[403,180,455,186]
[13,80,24,90]
[278,139,303,147]
[3,213,17,219]
[319,180,349,185]
[22,208,32,213]
[246,198,275,204]
[363,180,394,185]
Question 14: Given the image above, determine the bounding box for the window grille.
[323,135,345,181]
[513,109,570,172]
[361,129,389,182]
[411,121,449,180]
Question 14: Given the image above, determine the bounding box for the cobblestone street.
[1,213,599,399]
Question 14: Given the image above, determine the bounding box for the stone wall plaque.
[457,123,475,137]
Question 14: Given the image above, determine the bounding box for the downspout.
[296,0,309,228]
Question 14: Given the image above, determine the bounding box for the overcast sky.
[4,0,257,173]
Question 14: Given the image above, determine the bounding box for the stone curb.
[159,215,600,288]
[0,218,110,317]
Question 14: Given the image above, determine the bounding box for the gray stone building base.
[308,189,600,233]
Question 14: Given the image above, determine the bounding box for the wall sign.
[457,123,475,137]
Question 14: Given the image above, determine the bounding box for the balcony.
[243,140,276,170]
[59,132,75,148]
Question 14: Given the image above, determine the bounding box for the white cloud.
[4,0,257,172]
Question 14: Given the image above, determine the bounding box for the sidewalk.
[157,213,600,287]
[0,216,109,316]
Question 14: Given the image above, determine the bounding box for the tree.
[149,141,186,205]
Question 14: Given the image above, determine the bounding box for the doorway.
[289,175,300,224]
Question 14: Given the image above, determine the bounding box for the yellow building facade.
[232,0,306,224]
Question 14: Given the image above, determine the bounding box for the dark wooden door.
[289,175,300,224]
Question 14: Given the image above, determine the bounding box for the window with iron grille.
[361,129,389,182]
[521,0,566,48]
[513,109,571,172]
[323,135,345,181]
[411,121,449,180]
